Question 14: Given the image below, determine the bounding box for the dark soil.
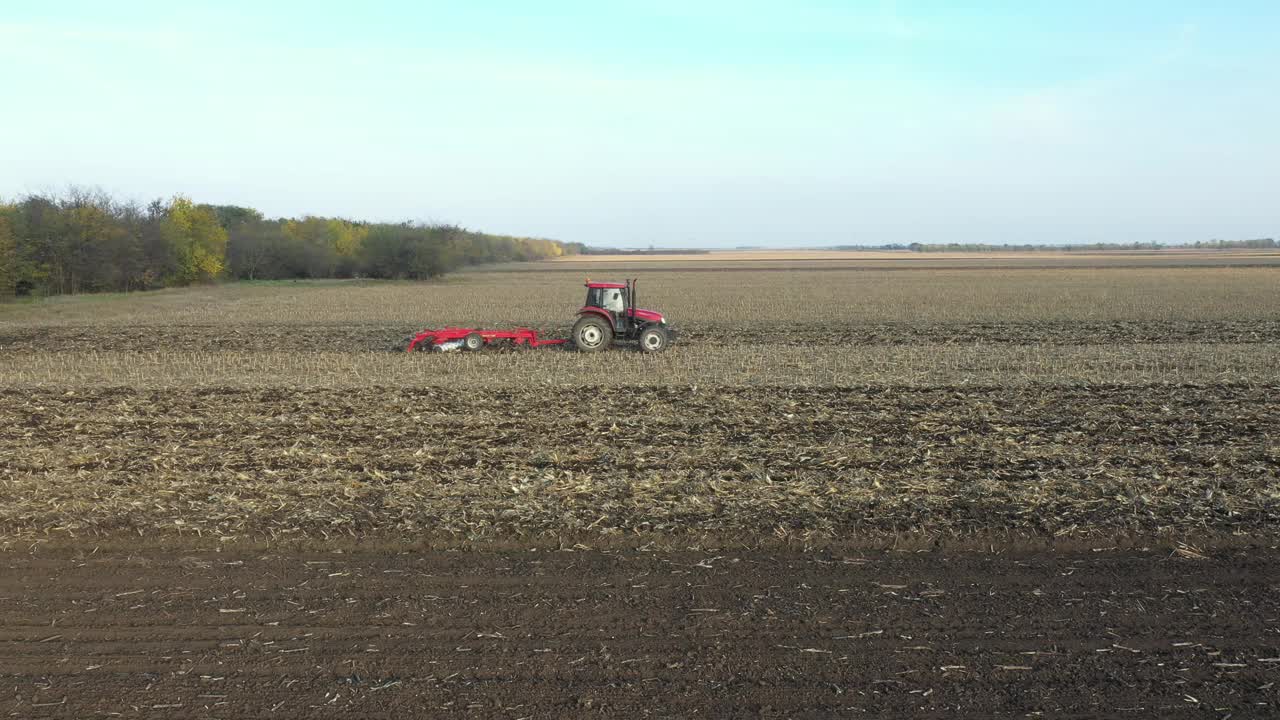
[1,549,1276,718]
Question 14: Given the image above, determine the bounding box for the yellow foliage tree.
[284,216,365,257]
[163,196,227,284]
[330,220,366,257]
[282,216,327,246]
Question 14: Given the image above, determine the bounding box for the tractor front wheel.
[638,325,670,353]
[572,316,613,352]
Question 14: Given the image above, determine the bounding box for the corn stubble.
[1,265,1277,547]
[0,385,1276,545]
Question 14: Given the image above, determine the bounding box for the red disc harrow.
[405,327,566,352]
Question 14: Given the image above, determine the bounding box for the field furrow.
[2,384,1276,543]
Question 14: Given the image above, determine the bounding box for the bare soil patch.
[1,548,1276,718]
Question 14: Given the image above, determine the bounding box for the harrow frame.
[405,327,566,352]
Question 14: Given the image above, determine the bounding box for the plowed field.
[1,549,1277,718]
[2,262,1278,717]
[4,318,1280,353]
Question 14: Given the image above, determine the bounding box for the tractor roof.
[585,280,627,289]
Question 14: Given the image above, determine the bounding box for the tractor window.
[604,290,624,313]
[586,287,627,312]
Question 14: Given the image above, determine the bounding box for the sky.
[1,1,1277,247]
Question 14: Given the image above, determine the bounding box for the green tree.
[0,205,18,295]
[204,204,264,232]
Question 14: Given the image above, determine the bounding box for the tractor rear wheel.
[572,315,613,352]
[463,332,484,351]
[638,325,670,353]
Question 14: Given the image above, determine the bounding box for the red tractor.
[403,277,674,353]
[572,278,673,353]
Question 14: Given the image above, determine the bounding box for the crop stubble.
[1,263,1277,544]
[2,383,1276,544]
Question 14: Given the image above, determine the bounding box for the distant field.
[520,248,1280,271]
[2,257,1278,547]
[4,266,1278,328]
[553,248,1280,262]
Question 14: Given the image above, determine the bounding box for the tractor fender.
[576,307,613,323]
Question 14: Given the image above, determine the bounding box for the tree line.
[0,189,581,297]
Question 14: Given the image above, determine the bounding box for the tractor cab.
[572,278,672,353]
[583,282,629,328]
